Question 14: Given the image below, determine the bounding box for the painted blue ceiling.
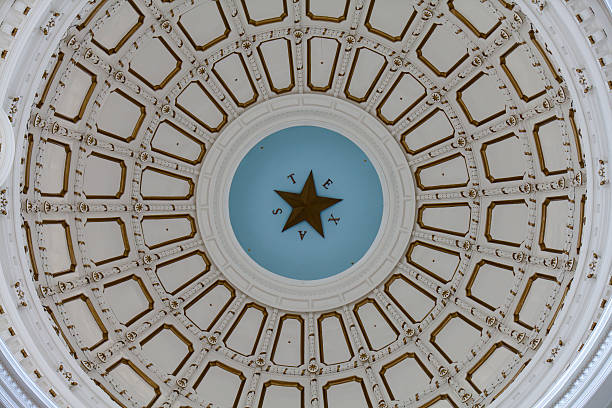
[229,126,383,280]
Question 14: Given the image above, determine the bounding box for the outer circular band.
[0,110,15,187]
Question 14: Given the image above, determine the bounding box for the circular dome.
[0,1,610,408]
[229,125,384,280]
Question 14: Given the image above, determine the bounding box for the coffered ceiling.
[6,0,594,407]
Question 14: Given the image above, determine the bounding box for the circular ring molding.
[197,94,415,311]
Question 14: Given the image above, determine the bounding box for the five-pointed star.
[274,171,342,237]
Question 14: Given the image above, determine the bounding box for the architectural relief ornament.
[13,281,27,308]
[0,0,609,408]
[6,98,20,124]
[0,109,15,187]
[530,0,547,12]
[554,329,612,408]
[574,68,593,94]
[597,160,609,185]
[0,189,7,216]
[39,11,61,36]
[546,339,565,363]
[56,365,77,388]
[198,95,414,311]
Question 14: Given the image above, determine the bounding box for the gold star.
[274,171,342,237]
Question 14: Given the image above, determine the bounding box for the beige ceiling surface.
[19,0,586,407]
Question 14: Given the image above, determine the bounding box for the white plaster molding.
[0,0,609,407]
[0,302,55,408]
[0,108,15,188]
[490,1,612,407]
[197,94,415,312]
[556,327,612,408]
[0,1,120,407]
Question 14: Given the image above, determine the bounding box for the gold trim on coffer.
[258,380,305,408]
[256,38,296,95]
[305,0,350,23]
[430,312,483,363]
[103,274,154,326]
[416,24,469,78]
[212,53,259,108]
[90,0,144,56]
[241,0,288,26]
[60,294,109,350]
[317,311,354,364]
[177,0,231,52]
[406,240,461,284]
[466,259,515,311]
[193,361,246,408]
[344,47,388,103]
[271,314,305,367]
[384,274,437,324]
[466,341,520,394]
[96,88,146,143]
[223,302,268,357]
[364,1,416,42]
[480,133,525,183]
[500,42,546,102]
[456,71,507,127]
[353,298,399,351]
[322,376,373,408]
[53,62,97,123]
[39,138,71,198]
[306,37,341,92]
[448,0,501,39]
[379,352,433,400]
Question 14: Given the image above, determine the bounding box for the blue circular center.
[229,126,383,280]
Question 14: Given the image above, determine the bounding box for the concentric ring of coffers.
[20,0,586,407]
